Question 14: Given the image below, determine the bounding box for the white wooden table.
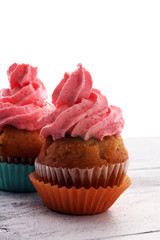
[0,137,160,240]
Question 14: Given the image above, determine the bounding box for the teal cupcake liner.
[0,161,36,192]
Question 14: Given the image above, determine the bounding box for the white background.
[0,0,159,138]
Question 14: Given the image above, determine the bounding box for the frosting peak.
[0,63,53,131]
[7,63,37,89]
[41,64,124,141]
[52,63,92,107]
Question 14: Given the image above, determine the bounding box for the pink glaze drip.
[40,64,124,141]
[0,63,53,131]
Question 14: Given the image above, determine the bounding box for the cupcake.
[0,63,53,192]
[30,64,131,214]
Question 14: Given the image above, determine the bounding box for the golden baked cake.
[38,135,128,168]
[0,125,44,163]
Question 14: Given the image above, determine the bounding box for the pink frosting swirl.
[40,64,124,141]
[0,63,53,131]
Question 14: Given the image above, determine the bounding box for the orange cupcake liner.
[29,172,131,215]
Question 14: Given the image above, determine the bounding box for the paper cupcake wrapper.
[29,172,131,215]
[0,157,36,192]
[35,159,129,188]
[0,156,34,165]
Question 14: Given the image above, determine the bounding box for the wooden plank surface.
[110,231,160,240]
[0,137,160,240]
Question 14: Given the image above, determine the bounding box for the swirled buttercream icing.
[0,63,53,131]
[40,64,124,141]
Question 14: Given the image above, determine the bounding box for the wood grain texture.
[0,137,160,240]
